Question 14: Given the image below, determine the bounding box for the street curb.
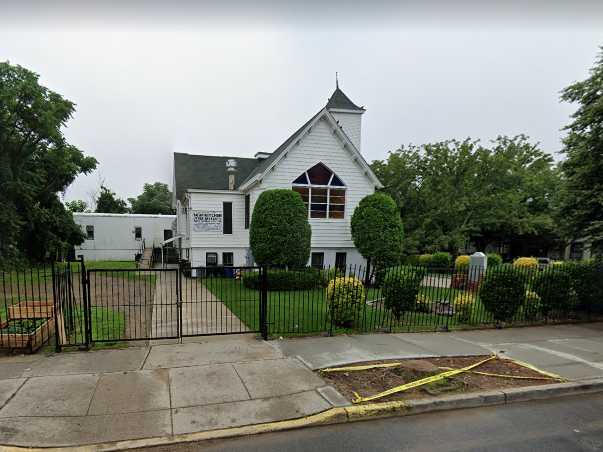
[3,378,603,452]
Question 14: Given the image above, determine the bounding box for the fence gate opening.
[52,260,264,349]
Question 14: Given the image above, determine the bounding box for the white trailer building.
[73,213,176,261]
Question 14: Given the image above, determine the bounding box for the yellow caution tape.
[320,362,404,373]
[351,355,496,404]
[437,366,562,381]
[503,357,568,382]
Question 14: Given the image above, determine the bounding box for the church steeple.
[325,79,365,150]
[326,83,365,112]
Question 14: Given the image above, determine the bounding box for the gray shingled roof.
[173,153,259,200]
[238,108,324,187]
[174,87,365,198]
[326,87,365,111]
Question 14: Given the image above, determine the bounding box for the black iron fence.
[1,258,602,352]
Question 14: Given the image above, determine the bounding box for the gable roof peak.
[326,86,365,112]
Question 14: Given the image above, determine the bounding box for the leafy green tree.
[372,136,561,255]
[0,62,97,264]
[351,193,404,270]
[95,185,129,213]
[65,200,89,213]
[250,189,311,267]
[129,182,174,214]
[558,48,603,247]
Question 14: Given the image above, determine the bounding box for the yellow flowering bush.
[513,257,538,269]
[326,276,366,326]
[455,255,471,271]
[523,290,542,319]
[454,292,474,323]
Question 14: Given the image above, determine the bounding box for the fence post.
[259,266,268,340]
[79,256,92,349]
[51,261,62,353]
[177,265,182,341]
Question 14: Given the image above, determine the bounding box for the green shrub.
[486,253,503,267]
[431,252,452,269]
[454,292,474,323]
[480,268,525,322]
[242,268,325,291]
[250,189,311,267]
[418,254,433,267]
[523,290,542,320]
[532,267,574,315]
[351,193,404,269]
[326,276,366,326]
[382,266,427,320]
[564,260,603,314]
[402,255,421,266]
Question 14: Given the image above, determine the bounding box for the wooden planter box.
[8,300,54,320]
[0,317,55,352]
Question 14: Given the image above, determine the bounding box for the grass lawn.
[204,277,494,336]
[65,306,126,344]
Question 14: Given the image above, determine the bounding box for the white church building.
[172,86,383,269]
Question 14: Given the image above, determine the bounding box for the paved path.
[150,274,249,341]
[0,323,601,447]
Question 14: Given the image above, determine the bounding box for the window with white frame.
[292,163,346,219]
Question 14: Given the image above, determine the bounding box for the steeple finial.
[335,72,339,89]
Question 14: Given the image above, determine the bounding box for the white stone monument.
[469,252,487,283]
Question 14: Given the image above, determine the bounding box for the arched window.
[292,163,346,219]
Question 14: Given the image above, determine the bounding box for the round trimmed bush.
[455,255,470,271]
[351,193,404,269]
[250,189,311,267]
[418,254,433,267]
[382,266,427,320]
[486,253,503,267]
[532,267,573,315]
[454,292,474,323]
[431,251,452,269]
[326,276,366,326]
[513,257,538,270]
[480,268,525,322]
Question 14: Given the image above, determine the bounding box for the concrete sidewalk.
[0,323,602,448]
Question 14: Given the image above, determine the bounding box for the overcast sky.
[2,1,603,204]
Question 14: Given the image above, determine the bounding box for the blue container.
[224,267,235,278]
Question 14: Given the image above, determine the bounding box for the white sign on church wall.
[192,210,222,232]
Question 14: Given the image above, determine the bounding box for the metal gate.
[53,259,266,350]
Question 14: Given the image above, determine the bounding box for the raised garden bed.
[0,317,55,352]
[8,300,54,319]
[319,355,563,404]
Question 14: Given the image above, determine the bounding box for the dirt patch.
[320,355,561,404]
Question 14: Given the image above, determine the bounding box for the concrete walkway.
[0,323,602,447]
[150,274,249,341]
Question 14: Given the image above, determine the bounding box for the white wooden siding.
[331,111,362,151]
[188,191,249,248]
[251,116,375,249]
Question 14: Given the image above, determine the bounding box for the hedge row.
[242,268,328,291]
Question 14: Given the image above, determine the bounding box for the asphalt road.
[140,393,603,452]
